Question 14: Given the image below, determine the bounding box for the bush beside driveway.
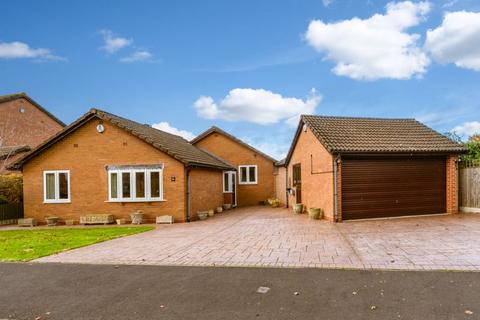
[35,206,480,271]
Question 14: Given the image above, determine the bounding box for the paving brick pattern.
[36,206,480,271]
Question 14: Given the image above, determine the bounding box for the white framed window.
[43,170,70,203]
[238,165,258,185]
[108,166,163,202]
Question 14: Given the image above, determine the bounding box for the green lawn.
[0,226,154,261]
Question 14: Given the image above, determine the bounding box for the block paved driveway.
[37,206,480,271]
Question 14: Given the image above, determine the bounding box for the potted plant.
[293,204,304,214]
[308,207,322,220]
[197,211,208,220]
[223,203,232,210]
[130,210,144,224]
[45,216,59,226]
[270,199,280,208]
[216,206,223,213]
[208,209,215,217]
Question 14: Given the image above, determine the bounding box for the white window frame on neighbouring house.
[238,165,258,185]
[43,170,71,203]
[107,166,164,202]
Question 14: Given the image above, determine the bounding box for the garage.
[342,156,446,220]
[285,115,466,222]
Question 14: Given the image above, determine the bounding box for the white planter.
[156,215,174,224]
[130,212,144,225]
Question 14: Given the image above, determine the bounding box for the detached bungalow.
[10,109,234,223]
[285,115,466,222]
[191,126,277,207]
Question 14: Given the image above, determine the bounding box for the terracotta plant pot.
[208,209,215,217]
[223,204,232,210]
[308,208,322,220]
[216,206,223,213]
[45,217,59,226]
[293,204,304,214]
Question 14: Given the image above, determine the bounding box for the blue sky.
[2,0,480,159]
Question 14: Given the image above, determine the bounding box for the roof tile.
[302,115,466,153]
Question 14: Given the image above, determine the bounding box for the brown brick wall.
[287,125,335,219]
[0,98,63,148]
[274,166,287,206]
[189,167,224,220]
[22,119,188,224]
[194,133,275,206]
[446,155,459,214]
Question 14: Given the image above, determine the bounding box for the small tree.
[0,174,23,203]
[464,136,480,162]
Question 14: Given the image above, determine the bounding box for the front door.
[223,171,237,207]
[293,164,302,203]
[231,172,237,207]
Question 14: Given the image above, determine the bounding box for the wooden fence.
[459,160,480,213]
[0,202,24,225]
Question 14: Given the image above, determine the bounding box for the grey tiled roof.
[301,115,466,153]
[10,109,234,170]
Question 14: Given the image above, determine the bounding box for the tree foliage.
[463,137,480,162]
[0,174,23,203]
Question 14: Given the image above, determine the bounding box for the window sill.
[105,199,166,203]
[223,191,233,194]
[43,200,71,204]
[238,182,258,185]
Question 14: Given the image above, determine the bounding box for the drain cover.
[256,286,270,294]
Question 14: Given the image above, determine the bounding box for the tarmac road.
[0,263,478,320]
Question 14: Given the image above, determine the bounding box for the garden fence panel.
[0,202,24,225]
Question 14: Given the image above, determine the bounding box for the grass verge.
[0,226,154,261]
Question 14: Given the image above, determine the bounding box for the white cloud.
[452,121,480,138]
[425,11,480,71]
[305,1,431,80]
[152,122,196,141]
[442,0,458,8]
[194,88,321,127]
[119,50,154,63]
[99,29,132,53]
[0,41,64,60]
[322,0,333,7]
[243,138,289,160]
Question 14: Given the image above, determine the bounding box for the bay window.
[108,165,163,202]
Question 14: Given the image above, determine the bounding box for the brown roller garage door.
[341,156,446,220]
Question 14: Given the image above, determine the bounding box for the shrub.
[0,174,23,203]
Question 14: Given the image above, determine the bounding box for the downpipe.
[333,154,341,222]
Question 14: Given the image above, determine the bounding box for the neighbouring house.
[274,159,287,206]
[285,115,467,222]
[191,126,277,207]
[9,109,234,224]
[0,92,65,174]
